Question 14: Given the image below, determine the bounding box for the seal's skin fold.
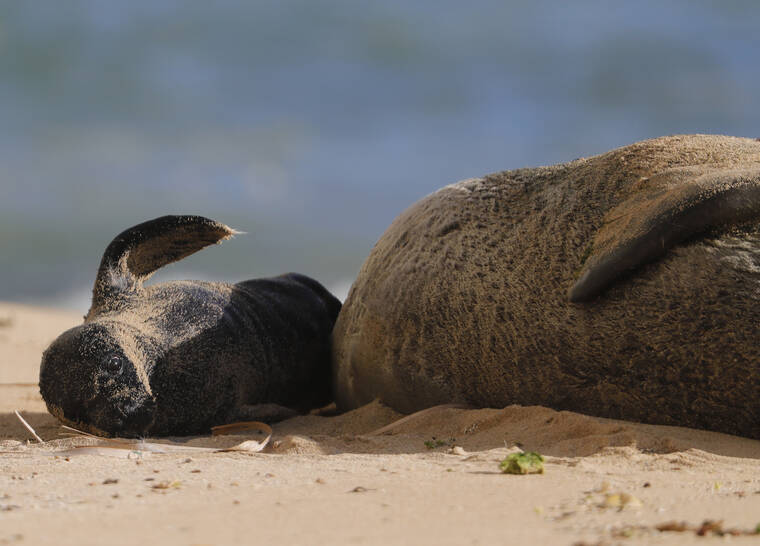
[40,215,341,437]
[332,135,760,439]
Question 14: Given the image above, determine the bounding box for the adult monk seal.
[333,134,760,438]
[40,215,341,437]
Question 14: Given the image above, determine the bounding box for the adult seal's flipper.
[90,215,238,311]
[569,166,760,302]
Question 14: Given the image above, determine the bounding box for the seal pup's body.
[40,215,341,437]
[333,135,760,439]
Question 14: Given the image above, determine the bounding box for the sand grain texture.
[2,302,760,545]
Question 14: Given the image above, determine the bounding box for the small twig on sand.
[14,410,44,444]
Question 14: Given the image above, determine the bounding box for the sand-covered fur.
[39,215,341,437]
[333,134,760,438]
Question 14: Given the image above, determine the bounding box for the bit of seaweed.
[499,452,544,475]
[655,520,760,537]
[424,437,451,449]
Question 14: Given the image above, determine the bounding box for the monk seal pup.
[40,215,341,437]
[333,134,760,438]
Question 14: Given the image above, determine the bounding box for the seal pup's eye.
[104,354,124,375]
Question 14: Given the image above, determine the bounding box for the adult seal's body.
[333,135,760,438]
[40,215,341,437]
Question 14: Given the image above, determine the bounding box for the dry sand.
[1,301,759,545]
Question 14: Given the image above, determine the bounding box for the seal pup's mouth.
[109,401,157,438]
[79,392,157,438]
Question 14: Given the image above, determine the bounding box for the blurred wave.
[1,1,758,310]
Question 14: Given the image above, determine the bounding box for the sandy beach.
[1,301,759,545]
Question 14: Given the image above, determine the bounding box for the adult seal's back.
[40,215,341,437]
[332,135,760,439]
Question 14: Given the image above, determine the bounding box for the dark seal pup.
[332,134,760,439]
[40,215,341,437]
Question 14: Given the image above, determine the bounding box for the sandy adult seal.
[333,134,760,438]
[40,215,341,437]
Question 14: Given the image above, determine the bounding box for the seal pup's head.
[40,321,157,436]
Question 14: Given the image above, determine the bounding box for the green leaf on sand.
[499,452,544,475]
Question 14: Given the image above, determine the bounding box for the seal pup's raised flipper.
[569,167,760,302]
[89,215,238,316]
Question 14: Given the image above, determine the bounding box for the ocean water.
[1,1,759,311]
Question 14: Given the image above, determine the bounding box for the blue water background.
[1,1,759,310]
